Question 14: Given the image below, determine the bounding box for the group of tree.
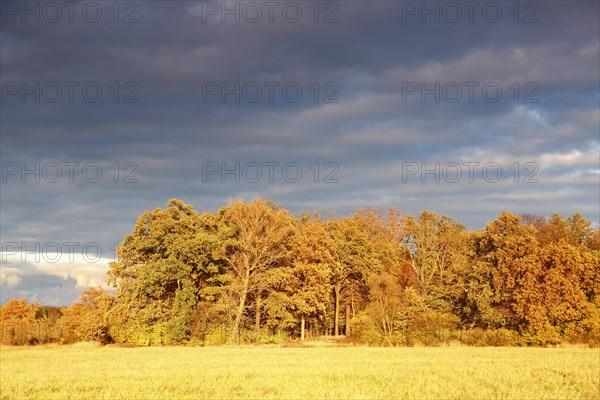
[2,198,598,347]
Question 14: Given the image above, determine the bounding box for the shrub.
[408,310,459,346]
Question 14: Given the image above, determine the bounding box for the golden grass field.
[1,345,598,399]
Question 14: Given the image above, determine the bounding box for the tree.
[533,213,592,247]
[456,231,500,329]
[586,228,600,251]
[107,199,216,344]
[520,213,547,229]
[216,198,295,342]
[290,214,333,340]
[0,298,39,345]
[540,241,599,339]
[477,212,543,331]
[566,213,592,246]
[60,288,113,343]
[402,211,466,309]
[359,272,407,346]
[353,208,413,287]
[326,216,376,335]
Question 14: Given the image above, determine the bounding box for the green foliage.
[168,285,199,343]
[106,199,222,344]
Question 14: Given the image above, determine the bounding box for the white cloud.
[0,268,22,289]
[1,253,110,290]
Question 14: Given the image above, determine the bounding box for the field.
[1,345,598,399]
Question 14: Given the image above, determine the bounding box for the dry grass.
[1,345,598,399]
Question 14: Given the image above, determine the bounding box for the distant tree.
[402,211,467,309]
[586,228,600,251]
[216,198,296,343]
[0,298,39,345]
[358,272,407,346]
[520,213,547,229]
[290,214,333,340]
[54,200,600,347]
[326,216,376,336]
[353,208,413,288]
[540,241,599,332]
[60,287,113,343]
[107,199,216,344]
[533,213,592,247]
[566,213,593,246]
[477,212,543,332]
[35,305,63,343]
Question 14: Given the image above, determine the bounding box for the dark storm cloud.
[1,0,598,304]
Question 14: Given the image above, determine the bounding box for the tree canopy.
[2,199,598,347]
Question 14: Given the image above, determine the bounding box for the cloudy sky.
[1,0,598,306]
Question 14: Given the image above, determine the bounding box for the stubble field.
[0,345,598,399]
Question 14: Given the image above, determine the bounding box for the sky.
[1,0,599,306]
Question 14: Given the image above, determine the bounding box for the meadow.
[1,345,598,399]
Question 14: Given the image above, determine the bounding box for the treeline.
[2,199,599,347]
[0,291,106,345]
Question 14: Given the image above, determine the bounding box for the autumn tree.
[520,213,547,229]
[586,228,600,251]
[10,198,595,347]
[539,240,599,342]
[107,199,218,344]
[326,216,376,335]
[528,213,592,247]
[356,272,408,345]
[353,208,413,286]
[402,211,467,310]
[476,212,543,332]
[456,231,500,328]
[60,287,113,343]
[0,298,39,345]
[216,198,296,342]
[35,305,63,343]
[289,213,333,340]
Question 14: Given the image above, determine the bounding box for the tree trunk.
[255,292,261,331]
[334,284,340,336]
[301,316,305,341]
[232,278,249,343]
[345,303,351,336]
